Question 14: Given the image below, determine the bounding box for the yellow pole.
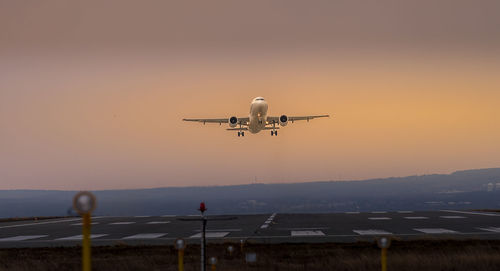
[381,247,387,271]
[211,264,216,271]
[82,213,91,271]
[178,249,184,271]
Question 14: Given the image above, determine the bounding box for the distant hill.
[1,168,500,218]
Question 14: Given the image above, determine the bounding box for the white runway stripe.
[404,217,428,220]
[0,235,48,241]
[0,218,81,229]
[260,224,269,229]
[190,232,229,238]
[109,222,136,225]
[413,228,458,234]
[477,227,500,233]
[440,216,467,219]
[123,233,167,239]
[291,230,325,237]
[441,210,500,217]
[147,221,171,224]
[353,230,392,235]
[57,234,108,240]
[368,217,392,220]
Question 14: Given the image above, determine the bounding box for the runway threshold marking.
[0,218,82,229]
[353,230,392,235]
[368,217,392,220]
[123,233,167,239]
[190,232,229,238]
[413,228,458,234]
[0,235,48,241]
[56,234,109,240]
[291,230,325,237]
[441,210,500,217]
[260,213,277,229]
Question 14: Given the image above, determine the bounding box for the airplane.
[183,97,330,136]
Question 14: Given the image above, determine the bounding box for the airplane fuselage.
[248,97,269,134]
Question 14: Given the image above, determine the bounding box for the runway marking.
[291,230,325,237]
[71,222,99,226]
[147,221,171,224]
[477,227,500,233]
[109,222,136,225]
[371,211,387,214]
[404,217,429,220]
[413,228,458,234]
[123,233,167,239]
[441,210,500,217]
[190,232,229,238]
[345,212,360,214]
[397,211,414,214]
[368,217,392,220]
[134,216,151,218]
[353,230,392,235]
[57,234,108,240]
[440,216,467,219]
[0,235,48,241]
[0,218,82,229]
[260,213,276,229]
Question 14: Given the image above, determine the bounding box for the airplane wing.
[183,117,250,125]
[267,115,330,123]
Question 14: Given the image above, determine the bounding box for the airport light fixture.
[175,238,186,271]
[209,257,217,271]
[377,237,391,271]
[227,245,235,256]
[72,191,97,271]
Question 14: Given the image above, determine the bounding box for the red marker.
[199,202,207,213]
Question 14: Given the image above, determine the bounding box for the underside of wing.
[183,117,250,125]
[267,115,330,124]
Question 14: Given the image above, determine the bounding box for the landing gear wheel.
[271,131,274,136]
[275,131,278,136]
[241,132,245,137]
[238,132,241,137]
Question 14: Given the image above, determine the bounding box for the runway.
[1,210,500,248]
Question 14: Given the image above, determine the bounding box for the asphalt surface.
[1,210,500,248]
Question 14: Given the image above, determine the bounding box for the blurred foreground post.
[175,238,186,271]
[73,191,97,271]
[377,237,391,271]
[209,257,217,271]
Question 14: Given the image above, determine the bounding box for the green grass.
[1,240,500,270]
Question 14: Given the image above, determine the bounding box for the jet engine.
[279,115,288,126]
[229,116,238,128]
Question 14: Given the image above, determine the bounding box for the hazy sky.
[1,1,500,190]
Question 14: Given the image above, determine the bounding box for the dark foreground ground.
[1,240,500,271]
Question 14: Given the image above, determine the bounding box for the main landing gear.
[271,130,278,136]
[238,131,245,137]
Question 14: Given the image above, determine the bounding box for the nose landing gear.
[271,130,278,136]
[237,131,245,137]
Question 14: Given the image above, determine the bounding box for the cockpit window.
[256,98,264,101]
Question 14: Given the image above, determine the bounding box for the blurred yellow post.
[211,264,216,271]
[73,191,97,271]
[381,247,387,271]
[178,249,184,271]
[82,213,92,271]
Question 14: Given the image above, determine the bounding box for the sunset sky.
[1,1,499,190]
